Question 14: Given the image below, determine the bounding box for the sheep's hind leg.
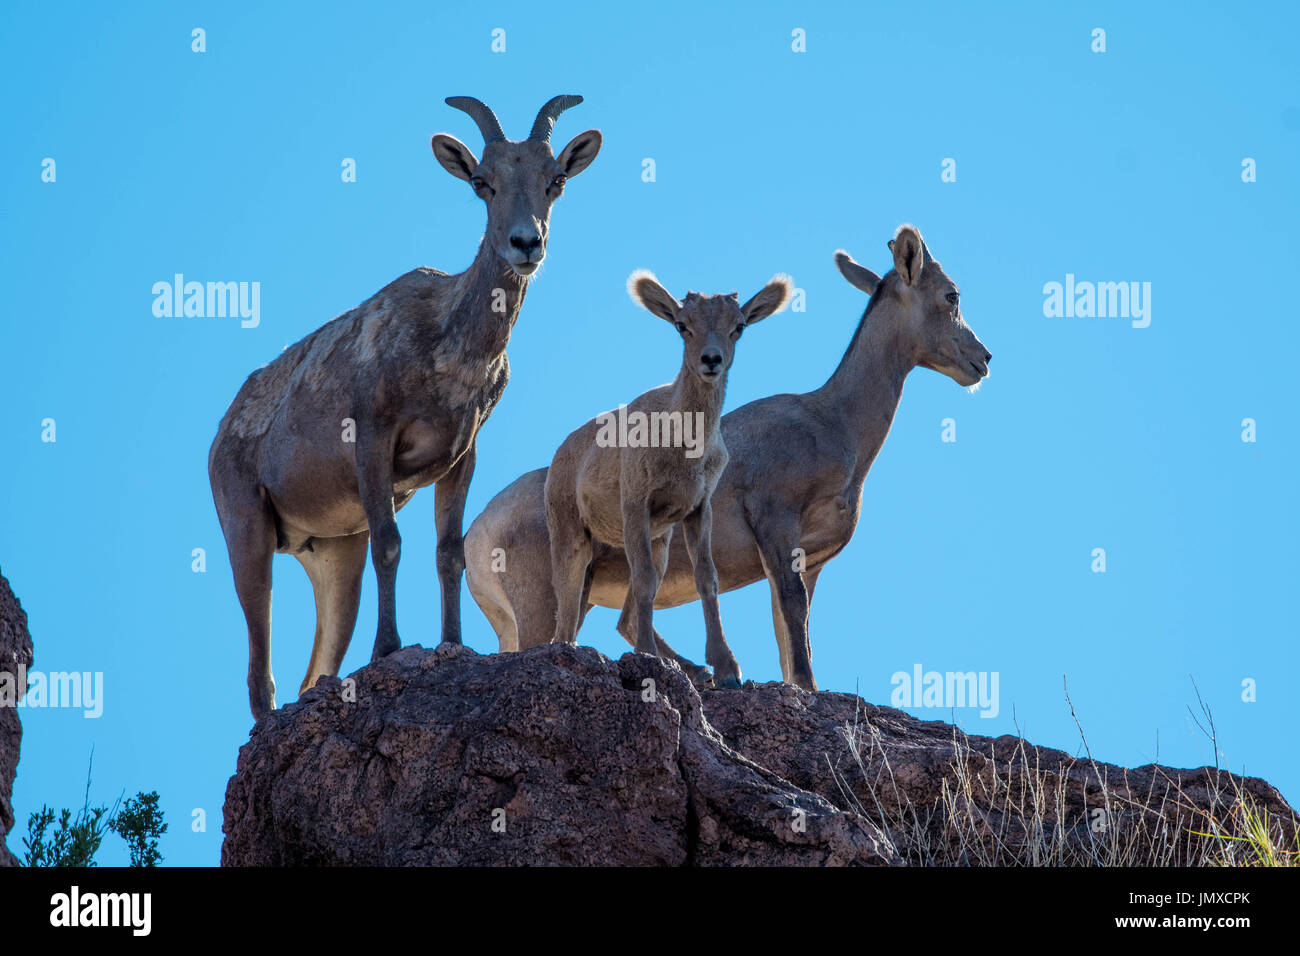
[296,531,370,698]
[615,534,710,681]
[546,500,593,645]
[215,482,278,721]
[618,620,713,686]
[754,514,817,692]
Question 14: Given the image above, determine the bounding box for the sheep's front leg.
[434,443,475,646]
[683,499,741,688]
[621,497,659,656]
[546,478,593,645]
[355,420,402,661]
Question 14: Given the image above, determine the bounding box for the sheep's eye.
[946,292,959,305]
[470,176,490,193]
[675,322,687,334]
[732,324,745,338]
[552,174,567,190]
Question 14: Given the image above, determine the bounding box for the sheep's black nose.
[510,232,542,254]
[701,351,723,370]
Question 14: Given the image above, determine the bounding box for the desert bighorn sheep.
[544,272,794,686]
[465,225,990,690]
[210,95,601,720]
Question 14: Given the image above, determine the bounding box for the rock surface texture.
[0,570,34,867]
[223,643,1295,867]
[701,681,1295,865]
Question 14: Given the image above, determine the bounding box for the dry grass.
[827,679,1297,867]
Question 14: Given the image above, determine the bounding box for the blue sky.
[1,1,1296,866]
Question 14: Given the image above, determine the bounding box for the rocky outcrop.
[222,643,896,866]
[701,682,1296,865]
[0,570,34,867]
[223,643,1296,867]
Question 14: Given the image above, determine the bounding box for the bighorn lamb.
[210,95,601,719]
[466,226,990,690]
[544,271,793,686]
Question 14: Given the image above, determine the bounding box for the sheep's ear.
[431,134,479,183]
[740,274,795,325]
[834,250,881,296]
[557,130,602,178]
[888,225,925,286]
[627,270,680,322]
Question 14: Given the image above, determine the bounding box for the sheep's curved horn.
[529,94,584,143]
[445,96,506,145]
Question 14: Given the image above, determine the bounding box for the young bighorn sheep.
[465,225,990,690]
[544,272,793,686]
[210,95,601,720]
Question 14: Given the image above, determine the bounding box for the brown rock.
[221,643,895,866]
[702,682,1297,865]
[222,644,1295,867]
[0,569,34,867]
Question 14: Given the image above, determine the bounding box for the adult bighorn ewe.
[210,95,601,720]
[465,225,990,691]
[544,271,793,686]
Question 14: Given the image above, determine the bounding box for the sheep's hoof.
[713,674,743,690]
[684,665,714,689]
